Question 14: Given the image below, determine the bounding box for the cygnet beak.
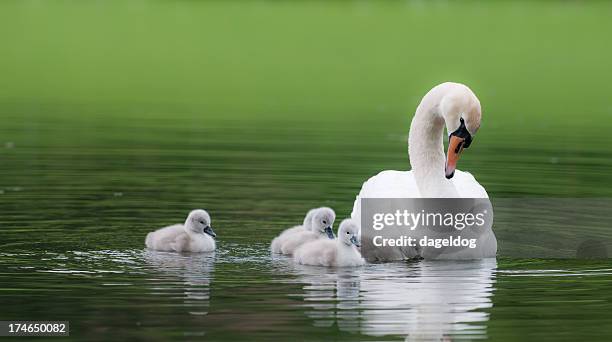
[324,226,335,239]
[350,235,361,247]
[204,226,217,238]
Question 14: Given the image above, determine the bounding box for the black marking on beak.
[446,118,473,179]
[324,226,335,239]
[204,226,216,238]
[450,118,473,149]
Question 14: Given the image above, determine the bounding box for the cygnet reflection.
[143,250,215,316]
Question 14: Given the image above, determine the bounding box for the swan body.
[294,218,365,267]
[270,208,316,253]
[145,209,217,253]
[351,82,497,260]
[354,169,487,199]
[270,207,336,255]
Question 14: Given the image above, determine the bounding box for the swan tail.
[270,236,283,254]
[145,232,154,249]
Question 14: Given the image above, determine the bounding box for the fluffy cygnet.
[271,207,336,255]
[270,208,316,253]
[145,209,217,253]
[293,218,365,267]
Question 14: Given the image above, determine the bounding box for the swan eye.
[323,220,327,224]
[199,220,205,225]
[346,232,350,234]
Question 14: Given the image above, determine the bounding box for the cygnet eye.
[199,220,205,225]
[323,220,327,225]
[346,231,350,234]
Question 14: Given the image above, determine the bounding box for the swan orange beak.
[445,135,466,179]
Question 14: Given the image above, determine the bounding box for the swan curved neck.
[408,87,459,198]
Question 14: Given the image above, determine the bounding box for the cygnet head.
[311,207,336,239]
[302,208,317,231]
[338,219,360,247]
[439,83,482,179]
[184,209,216,238]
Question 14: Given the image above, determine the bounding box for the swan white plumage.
[351,82,497,260]
[271,207,336,255]
[145,209,217,253]
[294,218,365,267]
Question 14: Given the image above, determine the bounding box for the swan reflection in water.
[284,259,496,341]
[143,250,215,316]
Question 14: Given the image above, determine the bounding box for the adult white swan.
[351,82,497,260]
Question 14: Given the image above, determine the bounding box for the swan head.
[302,208,317,231]
[311,207,336,239]
[439,85,482,179]
[338,219,360,247]
[185,209,216,238]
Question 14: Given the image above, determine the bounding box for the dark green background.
[1,1,611,341]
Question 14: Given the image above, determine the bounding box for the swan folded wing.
[278,225,305,238]
[359,170,420,198]
[294,239,336,266]
[170,233,190,253]
[280,230,319,255]
[145,224,185,251]
[351,170,419,225]
[357,169,485,199]
[352,170,487,222]
[271,225,307,253]
[351,170,492,260]
[451,170,489,198]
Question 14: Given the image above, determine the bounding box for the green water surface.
[1,1,612,341]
